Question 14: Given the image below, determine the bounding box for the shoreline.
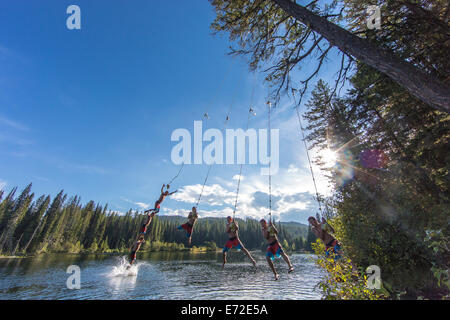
[0,250,311,259]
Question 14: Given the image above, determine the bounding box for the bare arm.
[169,190,178,195]
[161,184,165,194]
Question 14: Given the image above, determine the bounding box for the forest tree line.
[0,184,314,256]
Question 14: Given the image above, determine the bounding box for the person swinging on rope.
[177,206,198,246]
[128,235,145,266]
[260,219,294,280]
[138,208,156,236]
[222,216,256,269]
[308,216,342,260]
[146,184,178,215]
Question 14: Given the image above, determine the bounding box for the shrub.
[312,239,388,300]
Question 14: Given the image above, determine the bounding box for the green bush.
[312,239,388,300]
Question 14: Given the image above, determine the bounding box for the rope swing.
[266,100,273,224]
[232,107,256,219]
[195,113,231,207]
[291,88,328,219]
[167,163,184,186]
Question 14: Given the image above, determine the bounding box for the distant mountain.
[279,221,309,239]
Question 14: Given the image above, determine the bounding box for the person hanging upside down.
[177,206,198,246]
[139,210,154,235]
[308,216,342,260]
[260,219,294,280]
[222,216,256,269]
[128,235,145,266]
[146,184,178,215]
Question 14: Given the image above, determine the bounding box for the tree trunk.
[271,0,450,113]
[22,219,43,253]
[0,231,5,252]
[11,233,23,256]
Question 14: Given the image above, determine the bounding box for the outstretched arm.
[169,190,178,195]
[161,184,165,194]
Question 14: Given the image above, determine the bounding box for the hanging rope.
[232,107,256,219]
[196,165,212,207]
[195,62,249,209]
[231,75,257,219]
[267,100,273,223]
[291,88,326,218]
[195,113,231,207]
[167,163,184,186]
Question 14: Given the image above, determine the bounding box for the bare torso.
[262,227,277,244]
[227,222,238,238]
[187,211,198,225]
[312,225,334,245]
[157,193,166,203]
[132,241,143,252]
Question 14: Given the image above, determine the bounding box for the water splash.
[109,256,140,277]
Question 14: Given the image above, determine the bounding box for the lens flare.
[320,148,338,168]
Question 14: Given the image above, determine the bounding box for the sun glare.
[319,148,338,168]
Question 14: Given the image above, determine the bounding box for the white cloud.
[168,163,327,222]
[171,183,235,206]
[0,116,29,131]
[120,197,151,210]
[135,202,150,209]
[162,206,234,219]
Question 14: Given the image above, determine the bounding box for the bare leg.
[222,251,227,269]
[281,251,294,272]
[239,241,256,267]
[143,212,155,231]
[266,256,279,280]
[147,213,153,225]
[143,216,152,228]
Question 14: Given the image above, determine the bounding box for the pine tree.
[0,183,34,253]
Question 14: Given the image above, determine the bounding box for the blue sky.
[0,1,346,224]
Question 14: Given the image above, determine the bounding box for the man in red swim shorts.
[139,209,155,235]
[260,219,294,280]
[177,206,198,245]
[128,236,145,266]
[146,184,178,215]
[222,216,256,269]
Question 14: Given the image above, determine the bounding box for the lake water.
[0,252,324,300]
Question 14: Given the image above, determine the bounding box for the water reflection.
[0,252,324,300]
